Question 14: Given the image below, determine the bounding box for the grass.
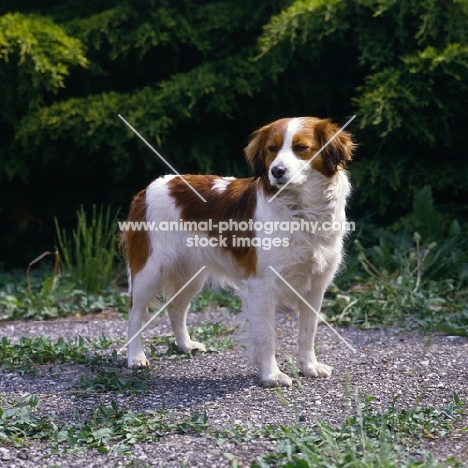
[325,236,468,333]
[191,288,242,313]
[324,223,468,334]
[75,321,236,394]
[55,205,121,293]
[0,395,208,453]
[0,270,241,322]
[146,320,236,360]
[0,270,129,321]
[0,321,236,396]
[323,186,468,333]
[77,367,151,394]
[0,391,463,465]
[248,391,465,468]
[0,335,114,374]
[0,291,466,465]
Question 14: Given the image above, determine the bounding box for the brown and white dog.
[121,117,355,387]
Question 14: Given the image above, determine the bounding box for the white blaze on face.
[269,118,308,187]
[282,118,302,153]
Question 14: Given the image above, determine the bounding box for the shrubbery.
[0,0,467,265]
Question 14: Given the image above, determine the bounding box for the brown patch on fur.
[168,176,257,276]
[120,189,151,280]
[311,119,355,177]
[244,119,290,195]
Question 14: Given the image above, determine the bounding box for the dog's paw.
[178,339,206,354]
[262,371,293,388]
[300,361,333,378]
[128,353,150,368]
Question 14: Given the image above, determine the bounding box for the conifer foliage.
[1,0,467,264]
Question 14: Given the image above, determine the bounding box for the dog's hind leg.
[127,267,160,368]
[166,273,206,354]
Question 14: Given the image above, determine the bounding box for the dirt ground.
[0,309,467,467]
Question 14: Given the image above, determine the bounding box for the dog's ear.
[314,119,355,176]
[244,124,272,178]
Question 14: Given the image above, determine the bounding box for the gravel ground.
[0,309,467,467]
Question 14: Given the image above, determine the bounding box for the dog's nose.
[271,166,286,179]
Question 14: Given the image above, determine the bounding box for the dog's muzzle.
[270,165,288,185]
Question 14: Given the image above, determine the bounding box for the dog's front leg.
[243,282,292,387]
[297,281,332,378]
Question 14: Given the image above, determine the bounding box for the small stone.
[17,450,29,460]
[0,447,11,460]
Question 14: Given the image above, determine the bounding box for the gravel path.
[0,309,467,467]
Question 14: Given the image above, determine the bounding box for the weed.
[252,392,465,467]
[191,288,242,313]
[77,367,150,394]
[215,422,277,446]
[326,235,468,332]
[0,390,464,464]
[148,320,236,359]
[0,271,129,321]
[328,186,468,332]
[0,396,208,453]
[0,335,113,374]
[191,320,235,340]
[55,205,121,293]
[191,320,236,351]
[0,322,235,388]
[0,394,50,447]
[26,250,60,294]
[341,187,468,288]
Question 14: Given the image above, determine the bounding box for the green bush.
[329,186,468,331]
[1,1,467,265]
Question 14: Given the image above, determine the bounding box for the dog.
[120,117,355,387]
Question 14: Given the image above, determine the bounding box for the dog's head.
[245,117,355,190]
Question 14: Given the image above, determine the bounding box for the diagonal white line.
[268,115,356,203]
[268,266,357,353]
[118,114,207,203]
[118,266,207,354]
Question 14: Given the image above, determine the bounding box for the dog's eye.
[294,144,308,152]
[267,145,278,152]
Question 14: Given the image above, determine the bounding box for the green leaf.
[412,186,441,239]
